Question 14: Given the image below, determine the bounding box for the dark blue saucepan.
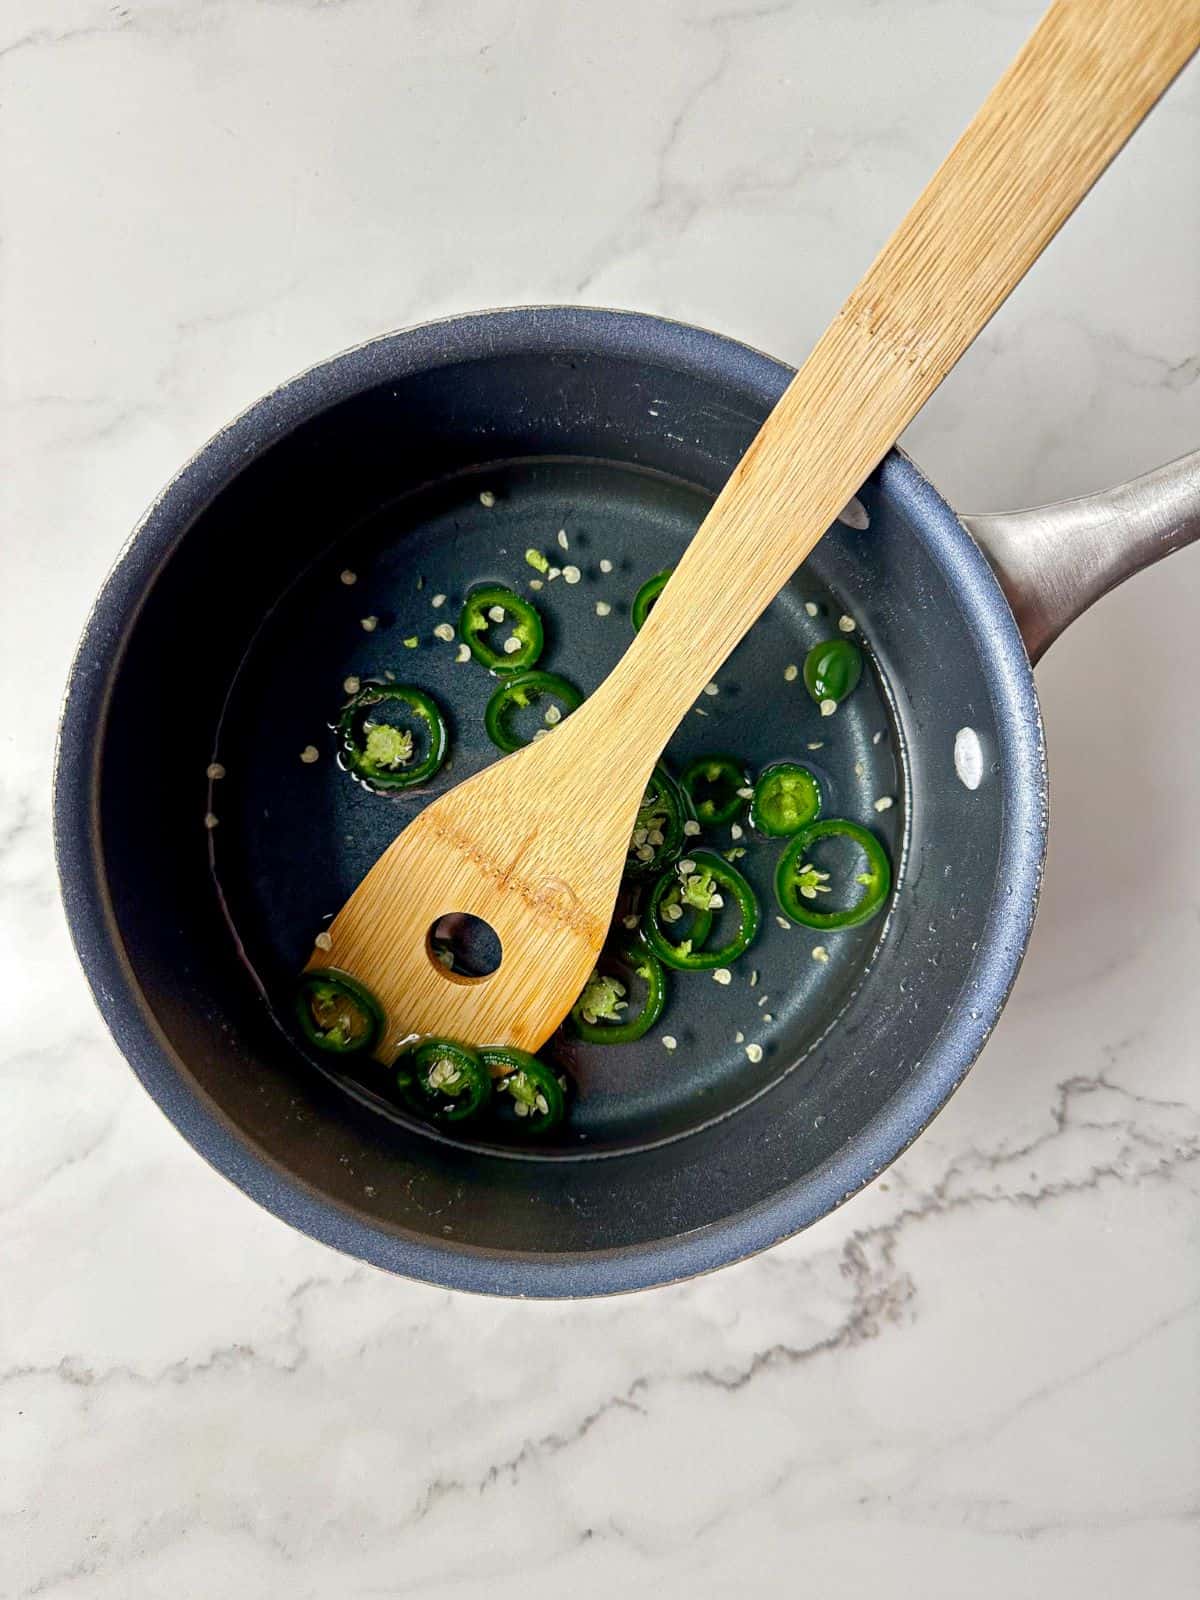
[53,309,1200,1296]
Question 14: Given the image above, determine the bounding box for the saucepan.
[53,308,1200,1295]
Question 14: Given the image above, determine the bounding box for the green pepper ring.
[569,941,667,1044]
[484,669,583,753]
[803,637,863,710]
[397,1038,492,1123]
[482,1048,566,1132]
[749,762,822,837]
[338,683,448,791]
[643,849,760,971]
[775,818,892,930]
[459,584,545,673]
[625,761,688,879]
[631,568,673,631]
[679,753,750,826]
[296,968,385,1055]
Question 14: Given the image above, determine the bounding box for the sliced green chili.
[631,568,672,631]
[680,754,750,826]
[643,849,760,971]
[625,762,687,878]
[484,670,583,753]
[750,763,822,837]
[483,1048,565,1132]
[296,968,384,1055]
[338,683,448,791]
[397,1038,491,1123]
[775,818,891,929]
[803,638,863,712]
[459,584,544,673]
[570,941,666,1044]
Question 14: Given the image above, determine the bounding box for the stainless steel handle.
[961,449,1200,664]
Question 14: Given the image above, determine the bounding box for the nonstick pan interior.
[214,456,901,1154]
[61,310,1044,1292]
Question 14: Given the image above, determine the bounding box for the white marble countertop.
[3,2,1198,1595]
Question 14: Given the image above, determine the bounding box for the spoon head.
[306,733,641,1058]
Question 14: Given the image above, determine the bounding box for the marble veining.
[2,1,1197,1595]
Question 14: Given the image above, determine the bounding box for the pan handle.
[961,448,1200,665]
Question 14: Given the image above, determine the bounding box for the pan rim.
[53,305,1047,1297]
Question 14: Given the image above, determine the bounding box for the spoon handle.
[589,0,1198,758]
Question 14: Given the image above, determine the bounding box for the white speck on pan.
[954,726,984,790]
[837,495,870,530]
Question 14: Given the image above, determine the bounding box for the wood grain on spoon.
[314,0,1200,1056]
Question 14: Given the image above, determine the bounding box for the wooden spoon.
[312,0,1198,1057]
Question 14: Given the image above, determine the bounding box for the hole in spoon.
[426,913,503,982]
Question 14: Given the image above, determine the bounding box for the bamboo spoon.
[312,0,1199,1057]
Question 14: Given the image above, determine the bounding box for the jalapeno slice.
[570,941,666,1044]
[484,670,583,753]
[397,1038,491,1123]
[296,968,384,1054]
[338,683,448,791]
[625,762,688,878]
[459,584,544,673]
[775,818,891,929]
[803,638,863,712]
[483,1049,565,1132]
[644,849,760,971]
[750,762,822,837]
[631,568,672,631]
[680,754,750,826]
